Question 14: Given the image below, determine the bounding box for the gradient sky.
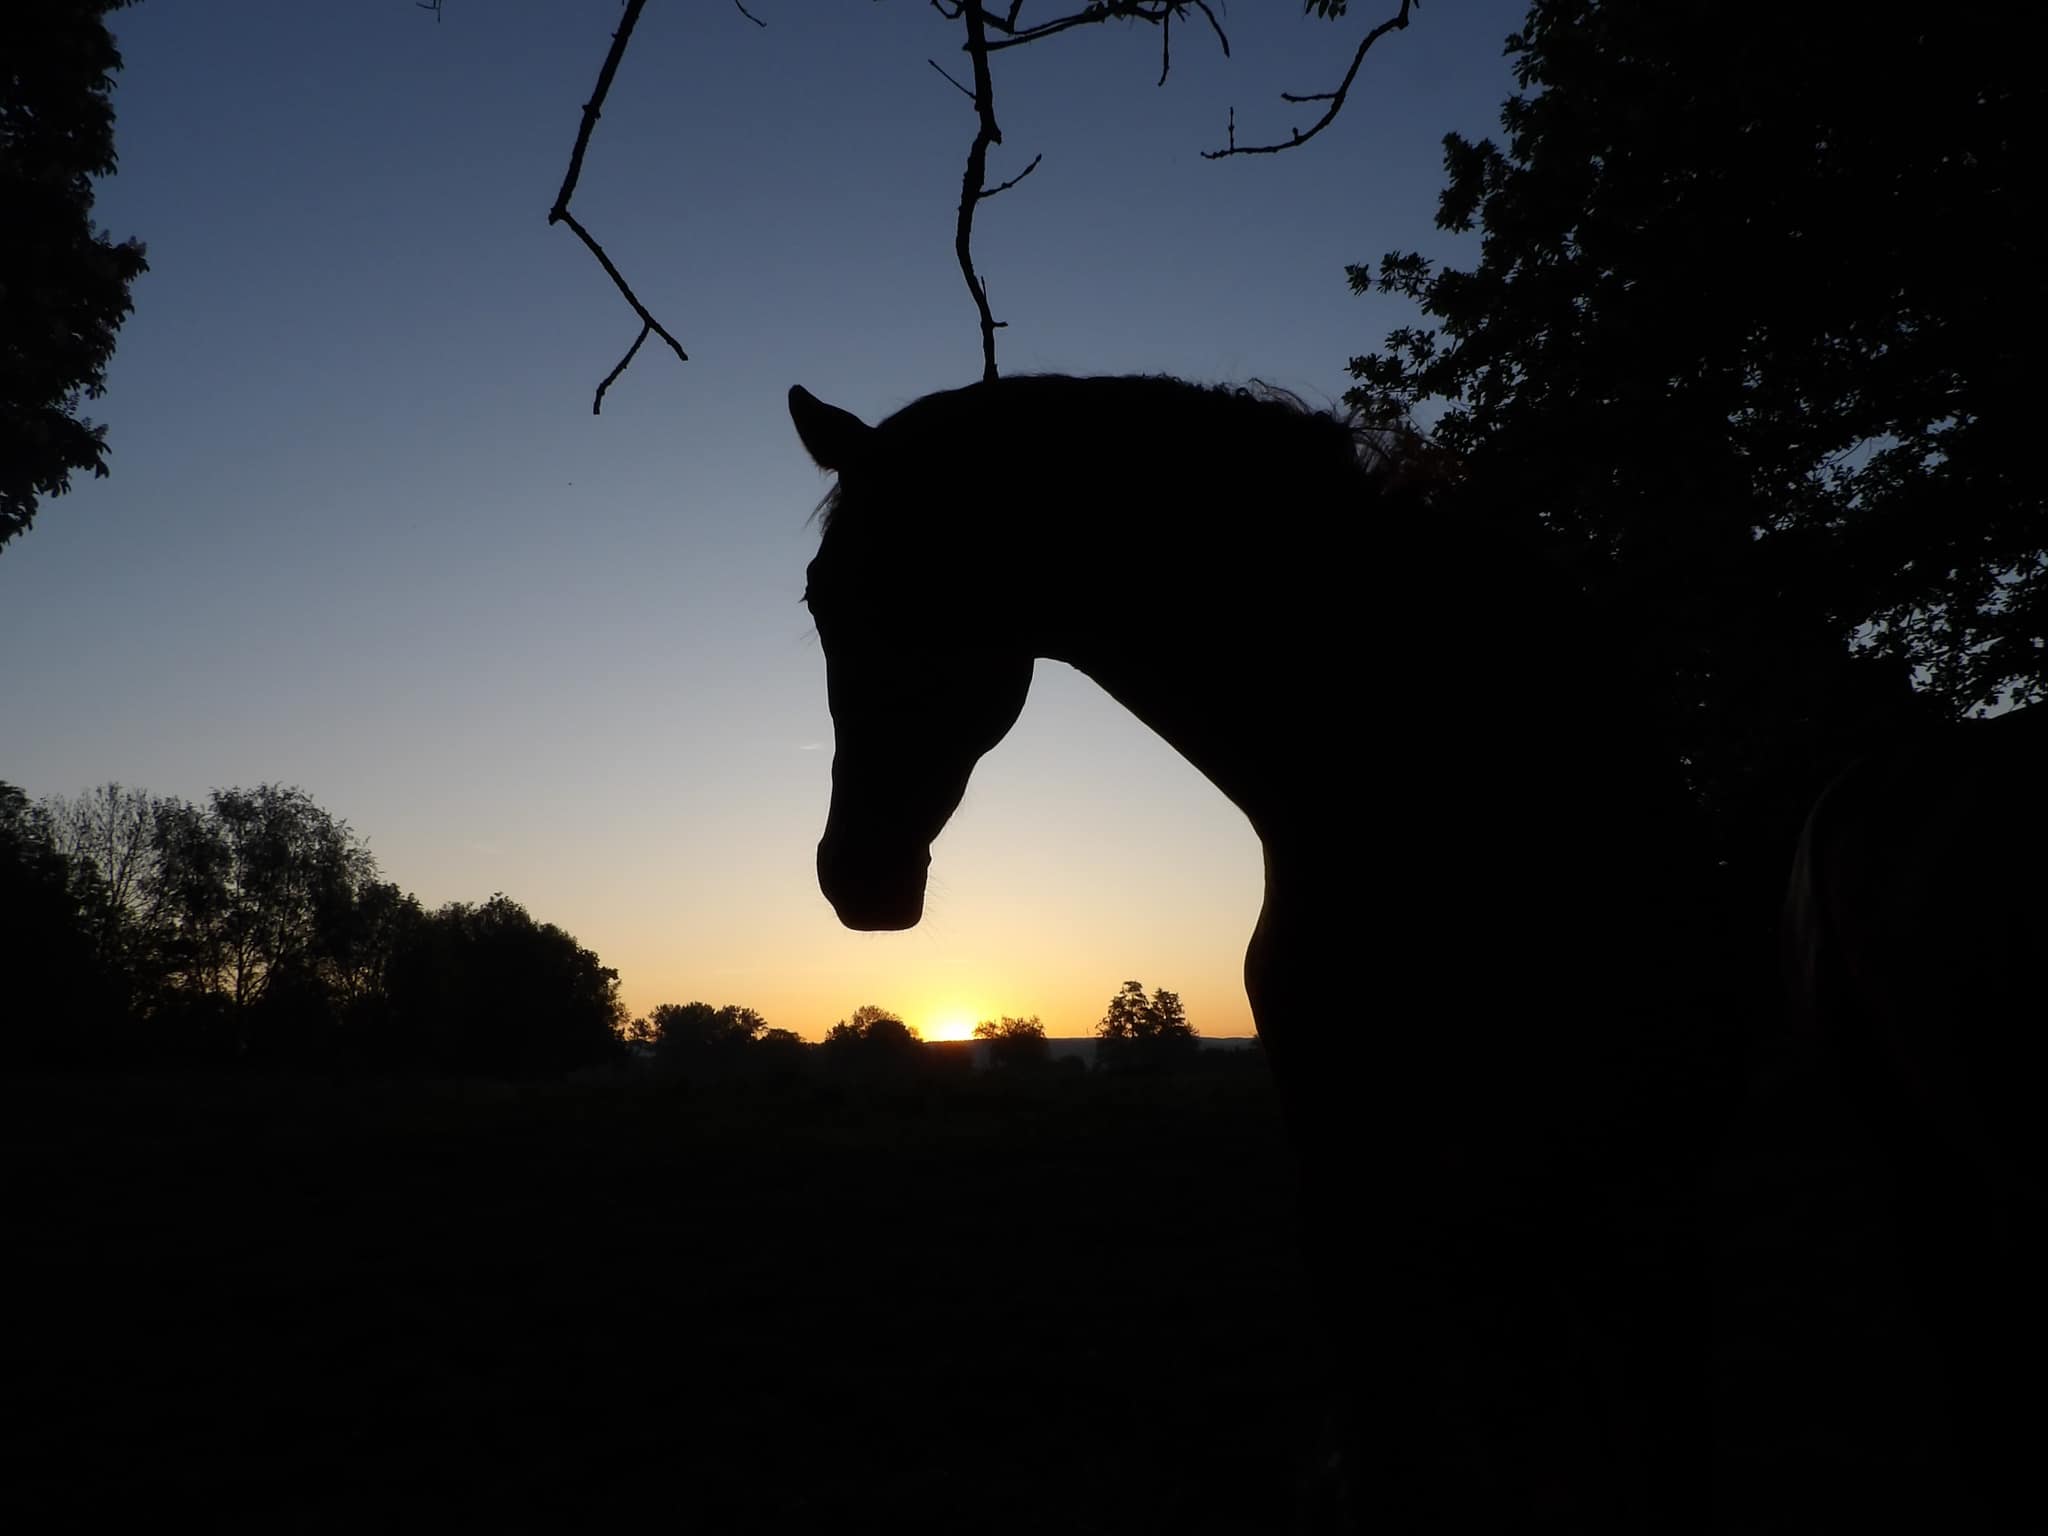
[2,0,1529,1041]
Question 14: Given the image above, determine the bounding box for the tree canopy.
[1095,980,1197,1071]
[1345,0,2043,909]
[974,1014,1051,1070]
[384,894,625,1080]
[822,1004,926,1076]
[1,2,149,550]
[1351,10,2039,693]
[643,1000,781,1078]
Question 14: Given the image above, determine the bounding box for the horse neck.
[1036,546,1339,849]
[964,392,1363,849]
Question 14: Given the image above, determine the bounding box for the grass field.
[5,1053,1987,1531]
[10,1064,1316,1531]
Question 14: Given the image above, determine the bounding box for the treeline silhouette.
[3,781,623,1076]
[4,781,1234,1085]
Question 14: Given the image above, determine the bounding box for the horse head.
[790,385,1034,931]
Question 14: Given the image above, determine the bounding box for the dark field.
[5,1055,1986,1532]
[10,1063,1314,1532]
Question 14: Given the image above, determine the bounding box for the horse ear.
[789,386,872,473]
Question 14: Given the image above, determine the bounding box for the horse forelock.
[811,481,842,532]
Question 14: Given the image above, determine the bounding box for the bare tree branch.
[954,2,1007,382]
[733,0,767,27]
[549,0,642,225]
[551,207,690,415]
[1202,0,1412,160]
[549,0,690,413]
[931,3,1233,378]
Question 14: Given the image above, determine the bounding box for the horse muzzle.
[817,834,931,932]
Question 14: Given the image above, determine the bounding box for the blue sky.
[2,0,1530,1037]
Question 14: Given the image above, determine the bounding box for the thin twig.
[594,323,651,415]
[928,57,976,100]
[1202,0,1411,159]
[980,0,1227,54]
[733,0,767,26]
[549,0,690,412]
[977,152,1042,200]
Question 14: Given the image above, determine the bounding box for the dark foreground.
[4,1055,1989,1532]
[9,1063,1310,1532]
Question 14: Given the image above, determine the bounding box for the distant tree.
[13,782,622,1077]
[384,893,625,1079]
[35,784,172,1011]
[824,1003,914,1043]
[973,1014,1051,1071]
[0,781,108,1062]
[1,1,150,550]
[754,1026,813,1077]
[822,1004,924,1077]
[1344,0,2042,900]
[647,1000,770,1075]
[621,1013,659,1051]
[143,785,376,1055]
[322,877,423,1010]
[1094,981,1197,1072]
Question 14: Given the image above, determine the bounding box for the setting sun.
[921,1013,982,1043]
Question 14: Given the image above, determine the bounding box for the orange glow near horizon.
[405,664,1269,1048]
[919,1000,1006,1042]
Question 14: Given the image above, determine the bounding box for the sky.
[2,0,1530,1041]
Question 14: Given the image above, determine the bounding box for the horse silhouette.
[1782,702,2047,1518]
[789,374,1731,1528]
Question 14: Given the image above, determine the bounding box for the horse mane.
[813,373,1448,532]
